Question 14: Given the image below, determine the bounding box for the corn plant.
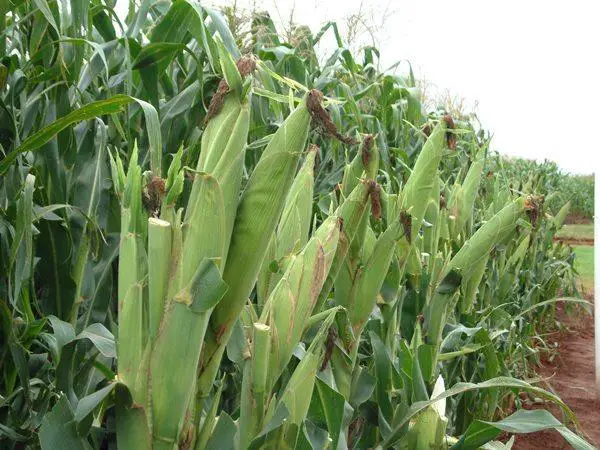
[0,2,593,450]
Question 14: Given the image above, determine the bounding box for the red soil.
[514,297,599,449]
[565,214,594,225]
[554,237,594,246]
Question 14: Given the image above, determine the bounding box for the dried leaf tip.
[525,195,544,227]
[320,327,338,371]
[307,143,320,168]
[439,193,447,209]
[337,216,344,233]
[443,115,457,150]
[204,79,230,124]
[423,123,432,137]
[236,55,257,78]
[307,89,359,145]
[361,134,375,168]
[308,143,319,153]
[368,181,382,220]
[334,183,341,203]
[142,176,166,218]
[400,210,412,243]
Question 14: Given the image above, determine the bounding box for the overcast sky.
[203,0,599,174]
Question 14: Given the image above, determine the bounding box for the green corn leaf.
[381,376,579,448]
[453,409,594,450]
[39,395,91,450]
[0,95,161,177]
[132,42,187,70]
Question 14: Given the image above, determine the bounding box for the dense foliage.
[0,2,592,449]
[491,156,594,220]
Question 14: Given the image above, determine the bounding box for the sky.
[202,0,600,174]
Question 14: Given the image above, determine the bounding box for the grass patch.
[556,224,594,241]
[573,245,594,293]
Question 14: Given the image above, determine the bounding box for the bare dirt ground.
[554,237,594,246]
[514,297,599,449]
[565,214,594,225]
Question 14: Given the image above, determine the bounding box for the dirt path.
[554,237,595,246]
[514,298,599,449]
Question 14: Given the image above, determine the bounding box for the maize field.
[0,2,594,449]
[491,156,594,222]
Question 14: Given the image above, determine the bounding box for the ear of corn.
[394,122,448,278]
[330,216,405,398]
[116,145,150,450]
[424,197,526,347]
[257,147,317,307]
[341,136,378,197]
[199,93,313,396]
[554,200,571,229]
[183,103,250,277]
[238,322,272,449]
[267,309,338,444]
[446,197,526,275]
[210,93,311,331]
[423,174,441,262]
[117,145,146,398]
[197,97,242,173]
[338,139,379,275]
[459,254,488,314]
[161,147,184,223]
[108,149,126,198]
[401,122,447,243]
[497,233,531,299]
[458,151,484,232]
[401,376,448,449]
[316,180,373,311]
[261,215,340,382]
[9,173,35,317]
[348,220,404,335]
[240,309,340,449]
[251,323,271,408]
[446,181,463,242]
[332,188,378,316]
[325,125,451,401]
[207,104,252,254]
[148,174,228,449]
[116,58,252,448]
[239,217,339,446]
